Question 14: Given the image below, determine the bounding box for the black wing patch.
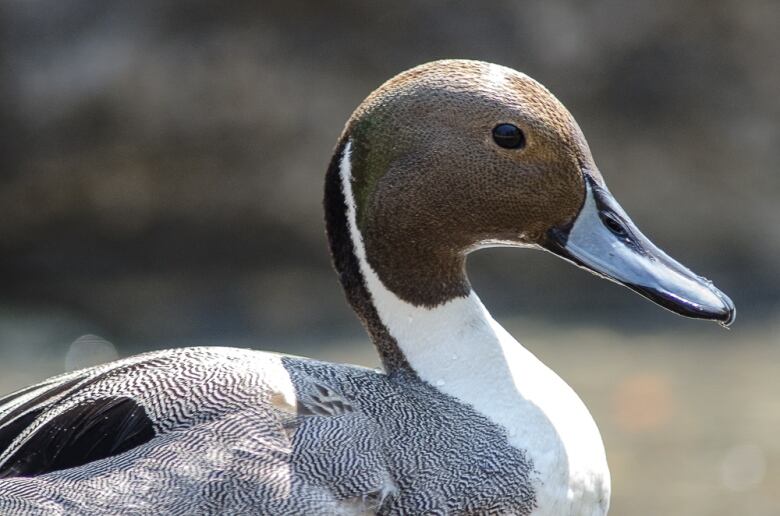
[0,375,88,454]
[0,407,45,455]
[0,396,155,478]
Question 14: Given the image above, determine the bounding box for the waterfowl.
[0,60,734,516]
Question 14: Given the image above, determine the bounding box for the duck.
[0,59,734,516]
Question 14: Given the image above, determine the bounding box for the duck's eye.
[492,123,526,149]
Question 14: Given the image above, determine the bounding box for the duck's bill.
[543,175,736,326]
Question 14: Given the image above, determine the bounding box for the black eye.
[601,212,627,237]
[492,123,526,149]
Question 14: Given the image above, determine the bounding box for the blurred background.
[0,1,778,514]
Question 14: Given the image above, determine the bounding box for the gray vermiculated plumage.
[0,347,535,515]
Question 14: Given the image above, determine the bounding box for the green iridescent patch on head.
[347,110,401,230]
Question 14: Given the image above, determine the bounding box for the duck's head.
[326,59,734,344]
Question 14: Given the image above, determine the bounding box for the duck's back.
[0,347,537,515]
[0,348,306,514]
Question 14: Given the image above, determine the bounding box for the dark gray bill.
[544,175,736,326]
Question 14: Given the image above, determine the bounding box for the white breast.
[372,290,610,516]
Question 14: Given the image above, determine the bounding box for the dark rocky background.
[0,2,778,514]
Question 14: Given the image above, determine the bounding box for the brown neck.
[361,223,471,308]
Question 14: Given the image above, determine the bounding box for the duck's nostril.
[601,212,627,237]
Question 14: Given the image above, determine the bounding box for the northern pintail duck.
[0,60,734,515]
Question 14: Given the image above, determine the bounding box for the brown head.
[324,60,734,370]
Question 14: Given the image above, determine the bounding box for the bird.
[0,59,735,516]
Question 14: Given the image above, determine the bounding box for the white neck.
[339,140,610,515]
